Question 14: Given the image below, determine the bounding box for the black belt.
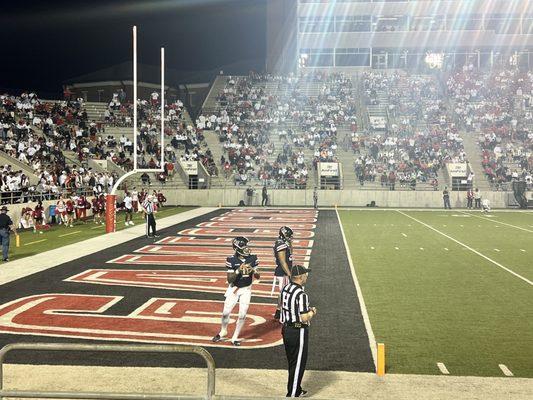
[283,322,308,329]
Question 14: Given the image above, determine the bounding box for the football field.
[338,209,533,378]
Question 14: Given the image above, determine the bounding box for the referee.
[142,195,158,238]
[280,264,316,398]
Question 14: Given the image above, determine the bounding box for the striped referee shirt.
[142,200,154,214]
[280,282,310,324]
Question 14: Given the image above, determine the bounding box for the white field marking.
[397,211,533,286]
[91,225,104,230]
[460,225,464,227]
[444,248,449,251]
[394,246,399,250]
[401,233,407,238]
[370,246,375,250]
[58,230,82,238]
[520,249,526,252]
[420,247,424,251]
[463,212,533,233]
[407,224,412,226]
[336,210,377,369]
[437,363,450,375]
[499,364,514,377]
[443,224,447,227]
[149,246,162,253]
[23,239,47,246]
[494,249,500,252]
[154,302,175,315]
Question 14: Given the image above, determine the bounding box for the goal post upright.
[106,27,166,233]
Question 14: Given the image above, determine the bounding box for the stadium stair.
[201,75,230,115]
[0,150,40,185]
[457,130,492,191]
[203,129,231,188]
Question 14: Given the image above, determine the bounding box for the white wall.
[165,189,512,209]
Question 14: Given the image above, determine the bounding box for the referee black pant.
[146,213,156,236]
[282,326,308,397]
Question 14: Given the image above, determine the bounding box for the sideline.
[0,208,217,286]
[397,211,532,286]
[462,212,533,233]
[335,209,378,368]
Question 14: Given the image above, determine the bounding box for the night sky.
[0,0,266,97]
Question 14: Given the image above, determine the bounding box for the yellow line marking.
[58,231,82,238]
[24,239,47,246]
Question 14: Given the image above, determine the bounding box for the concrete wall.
[165,189,513,209]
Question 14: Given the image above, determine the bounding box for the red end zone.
[0,294,282,348]
[66,269,277,298]
[155,236,314,248]
[135,245,312,257]
[178,228,314,238]
[108,254,309,268]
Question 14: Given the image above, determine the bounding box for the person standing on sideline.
[474,188,481,209]
[466,188,474,209]
[246,186,254,206]
[443,186,451,209]
[280,264,316,398]
[142,195,158,238]
[0,206,16,262]
[262,185,269,207]
[124,192,134,226]
[313,187,318,209]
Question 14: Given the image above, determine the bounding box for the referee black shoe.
[212,334,222,343]
[273,309,280,320]
[300,390,308,397]
[231,340,241,347]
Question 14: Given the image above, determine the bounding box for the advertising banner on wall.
[180,161,198,175]
[447,163,468,177]
[319,162,339,177]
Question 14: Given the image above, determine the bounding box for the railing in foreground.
[0,343,215,400]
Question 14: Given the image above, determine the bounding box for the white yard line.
[520,249,526,252]
[336,209,377,369]
[463,212,533,233]
[394,246,399,250]
[494,249,500,252]
[397,211,532,286]
[444,248,449,251]
[23,239,47,246]
[498,364,514,377]
[437,363,450,375]
[401,233,407,238]
[58,231,82,238]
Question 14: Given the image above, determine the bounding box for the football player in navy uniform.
[212,236,260,346]
[273,226,294,320]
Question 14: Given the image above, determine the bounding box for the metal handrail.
[0,342,215,400]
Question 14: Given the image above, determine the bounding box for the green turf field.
[339,209,533,378]
[9,207,193,262]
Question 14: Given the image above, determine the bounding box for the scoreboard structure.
[267,0,533,73]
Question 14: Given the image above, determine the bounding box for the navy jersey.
[226,254,259,288]
[273,238,292,277]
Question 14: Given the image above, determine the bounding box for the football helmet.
[232,236,251,257]
[279,226,294,242]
